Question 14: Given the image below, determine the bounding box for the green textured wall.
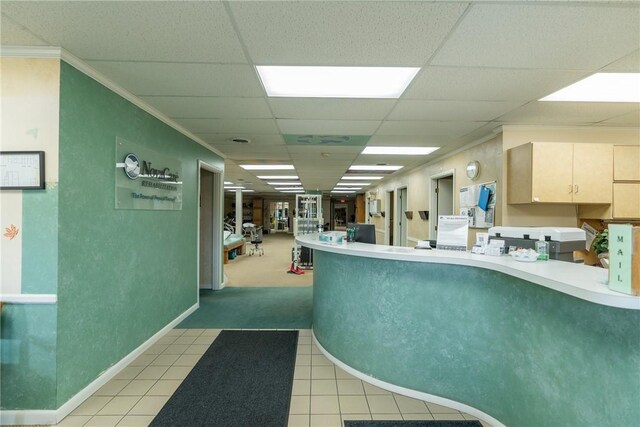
[0,304,57,409]
[56,61,223,405]
[313,251,640,427]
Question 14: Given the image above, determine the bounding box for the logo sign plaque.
[115,138,183,210]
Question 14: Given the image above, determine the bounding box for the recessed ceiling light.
[267,182,302,186]
[334,187,362,191]
[275,187,304,191]
[362,146,439,155]
[349,165,403,171]
[342,175,383,180]
[331,190,356,194]
[336,182,370,186]
[224,186,245,189]
[224,181,233,185]
[257,175,299,180]
[240,164,294,170]
[540,73,640,102]
[281,190,305,193]
[241,189,254,192]
[256,66,420,98]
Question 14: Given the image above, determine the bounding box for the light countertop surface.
[296,233,639,310]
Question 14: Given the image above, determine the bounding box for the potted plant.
[592,228,609,268]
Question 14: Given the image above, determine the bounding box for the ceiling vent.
[230,137,250,144]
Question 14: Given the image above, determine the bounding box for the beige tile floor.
[54,328,492,427]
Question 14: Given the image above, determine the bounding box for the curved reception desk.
[297,234,640,427]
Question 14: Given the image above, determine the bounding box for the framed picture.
[0,151,45,190]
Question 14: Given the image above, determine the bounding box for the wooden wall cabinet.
[252,198,263,226]
[613,183,640,219]
[507,142,613,204]
[614,145,640,181]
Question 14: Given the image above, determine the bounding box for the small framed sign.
[0,151,45,190]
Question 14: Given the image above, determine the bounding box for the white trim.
[0,46,62,58]
[0,302,198,426]
[198,160,225,291]
[312,331,506,427]
[429,169,456,240]
[0,294,57,304]
[0,46,225,159]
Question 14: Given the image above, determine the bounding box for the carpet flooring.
[179,287,313,329]
[224,233,313,287]
[150,330,298,427]
[344,421,483,427]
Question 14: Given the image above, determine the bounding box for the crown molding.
[1,46,226,160]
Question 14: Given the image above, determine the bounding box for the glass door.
[270,201,289,233]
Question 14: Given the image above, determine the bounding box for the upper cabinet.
[612,146,640,219]
[614,145,640,181]
[507,142,613,204]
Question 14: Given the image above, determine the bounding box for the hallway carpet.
[178,287,313,329]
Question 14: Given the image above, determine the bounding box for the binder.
[478,185,491,211]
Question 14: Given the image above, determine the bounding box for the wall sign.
[608,224,640,296]
[0,151,45,190]
[115,138,182,210]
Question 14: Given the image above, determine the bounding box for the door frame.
[385,189,395,245]
[429,169,456,240]
[395,185,408,246]
[197,161,224,293]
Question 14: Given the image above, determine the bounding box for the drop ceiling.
[2,1,639,196]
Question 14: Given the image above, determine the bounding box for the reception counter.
[297,234,640,427]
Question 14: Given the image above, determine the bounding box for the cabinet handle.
[575,184,579,194]
[568,185,573,194]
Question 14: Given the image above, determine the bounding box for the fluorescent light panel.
[257,175,299,180]
[349,165,403,171]
[224,186,245,189]
[331,190,356,194]
[275,187,304,191]
[267,181,302,186]
[540,73,640,102]
[334,187,362,190]
[256,66,420,98]
[342,175,383,180]
[281,190,304,193]
[336,182,370,186]
[362,146,439,155]
[224,181,233,185]
[240,164,294,170]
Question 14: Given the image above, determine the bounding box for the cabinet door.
[531,143,573,203]
[614,145,640,181]
[573,144,613,204]
[613,183,640,219]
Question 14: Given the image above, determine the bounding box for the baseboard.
[312,331,505,427]
[0,303,199,426]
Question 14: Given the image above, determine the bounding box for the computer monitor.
[347,222,376,244]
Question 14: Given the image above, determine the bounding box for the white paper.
[436,215,469,251]
[581,222,597,250]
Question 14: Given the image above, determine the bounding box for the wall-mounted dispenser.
[418,210,429,220]
[404,211,413,220]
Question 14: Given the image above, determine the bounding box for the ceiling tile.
[389,100,524,122]
[268,98,396,120]
[367,135,450,147]
[597,111,640,126]
[1,14,48,45]
[377,121,487,137]
[287,145,363,155]
[139,97,272,119]
[405,67,591,101]
[432,3,640,69]
[174,118,279,134]
[86,61,264,97]
[2,2,247,62]
[230,1,467,65]
[277,120,381,135]
[497,102,640,125]
[200,134,285,146]
[602,49,640,72]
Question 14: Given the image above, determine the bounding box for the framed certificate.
[0,151,45,190]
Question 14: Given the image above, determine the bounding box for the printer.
[488,227,586,262]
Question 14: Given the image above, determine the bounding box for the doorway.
[386,190,395,245]
[269,201,290,233]
[429,170,455,240]
[333,203,347,230]
[396,187,408,246]
[199,162,223,290]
